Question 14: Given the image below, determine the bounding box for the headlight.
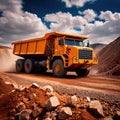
[73,56,78,62]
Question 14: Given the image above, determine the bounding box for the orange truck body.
[12,32,98,77]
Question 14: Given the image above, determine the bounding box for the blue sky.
[0,0,120,46]
[23,0,120,18]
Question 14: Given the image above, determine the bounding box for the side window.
[59,39,64,46]
[65,40,74,46]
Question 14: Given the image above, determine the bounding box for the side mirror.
[87,40,90,47]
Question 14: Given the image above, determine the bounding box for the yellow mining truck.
[12,32,98,77]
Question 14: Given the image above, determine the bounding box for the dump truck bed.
[12,38,46,55]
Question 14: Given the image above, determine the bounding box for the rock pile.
[96,36,120,76]
[88,100,104,117]
[0,82,120,120]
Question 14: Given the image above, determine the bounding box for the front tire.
[52,59,66,77]
[24,59,34,73]
[76,68,90,77]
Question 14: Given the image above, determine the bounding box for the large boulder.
[58,107,72,120]
[45,96,60,111]
[68,95,78,107]
[88,100,104,117]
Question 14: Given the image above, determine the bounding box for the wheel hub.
[26,63,30,69]
[54,64,61,73]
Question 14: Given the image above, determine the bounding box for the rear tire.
[24,59,34,73]
[16,59,24,72]
[76,68,90,77]
[52,59,66,77]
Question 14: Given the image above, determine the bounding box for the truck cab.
[47,32,98,77]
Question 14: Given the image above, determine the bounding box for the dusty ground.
[0,72,120,120]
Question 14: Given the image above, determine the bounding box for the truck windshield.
[76,41,84,46]
[65,39,84,47]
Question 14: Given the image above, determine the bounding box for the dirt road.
[2,71,120,101]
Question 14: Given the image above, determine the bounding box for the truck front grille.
[79,49,92,59]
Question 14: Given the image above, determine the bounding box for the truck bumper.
[68,58,98,70]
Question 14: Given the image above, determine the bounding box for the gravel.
[5,73,120,102]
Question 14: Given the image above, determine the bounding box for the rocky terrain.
[0,77,120,120]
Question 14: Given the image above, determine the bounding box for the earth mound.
[91,36,120,76]
[97,36,120,75]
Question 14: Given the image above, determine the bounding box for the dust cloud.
[89,47,103,75]
[0,47,19,72]
[89,68,99,75]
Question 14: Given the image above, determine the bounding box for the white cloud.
[0,0,48,45]
[0,0,22,14]
[83,9,97,22]
[82,11,120,43]
[99,10,120,21]
[44,12,87,32]
[61,0,96,8]
[45,10,120,44]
